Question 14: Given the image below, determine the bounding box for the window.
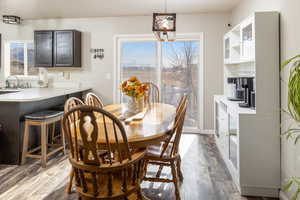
[120,41,158,103]
[161,41,200,128]
[116,34,203,131]
[5,41,38,77]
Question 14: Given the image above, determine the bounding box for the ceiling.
[0,0,240,20]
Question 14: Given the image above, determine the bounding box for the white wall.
[0,23,20,86]
[230,0,281,25]
[231,0,300,199]
[0,13,230,130]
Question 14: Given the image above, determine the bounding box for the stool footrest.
[28,146,42,154]
[47,146,64,157]
[26,154,42,159]
[25,145,64,159]
[27,143,63,154]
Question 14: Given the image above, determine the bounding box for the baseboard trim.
[280,190,289,200]
[183,128,214,134]
[240,186,279,198]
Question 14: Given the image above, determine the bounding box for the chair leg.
[176,156,184,182]
[137,186,143,200]
[143,160,149,178]
[61,119,66,155]
[156,164,164,178]
[51,122,55,144]
[21,121,30,165]
[41,124,47,168]
[171,161,181,200]
[66,167,75,194]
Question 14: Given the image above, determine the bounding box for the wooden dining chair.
[144,82,160,105]
[64,97,85,114]
[85,92,104,108]
[143,95,188,200]
[64,97,84,194]
[63,106,146,199]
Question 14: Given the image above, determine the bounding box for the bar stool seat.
[25,110,64,120]
[51,104,65,112]
[21,110,66,168]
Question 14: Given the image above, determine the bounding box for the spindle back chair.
[144,82,160,105]
[162,95,187,158]
[64,97,85,120]
[85,92,104,108]
[143,95,188,200]
[64,97,85,194]
[63,106,146,199]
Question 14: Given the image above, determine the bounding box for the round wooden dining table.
[102,103,176,148]
[66,103,176,200]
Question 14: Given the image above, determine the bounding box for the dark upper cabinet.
[54,30,81,67]
[34,30,81,68]
[34,31,54,67]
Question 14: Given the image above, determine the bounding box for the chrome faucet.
[6,76,20,88]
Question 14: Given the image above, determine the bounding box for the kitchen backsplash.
[1,68,84,89]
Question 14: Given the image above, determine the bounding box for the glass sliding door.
[118,37,201,130]
[120,41,158,102]
[161,41,200,129]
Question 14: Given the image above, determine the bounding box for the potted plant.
[282,54,300,199]
[121,77,148,114]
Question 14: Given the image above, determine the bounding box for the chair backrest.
[85,92,104,108]
[144,82,160,104]
[64,97,84,113]
[63,106,144,198]
[64,97,85,123]
[160,95,188,158]
[63,105,131,166]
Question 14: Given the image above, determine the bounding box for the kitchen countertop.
[0,87,91,102]
[214,95,256,114]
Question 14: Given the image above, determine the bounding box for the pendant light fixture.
[2,15,21,24]
[152,0,176,42]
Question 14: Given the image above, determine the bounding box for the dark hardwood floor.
[0,134,278,200]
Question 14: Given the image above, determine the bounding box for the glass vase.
[127,97,144,114]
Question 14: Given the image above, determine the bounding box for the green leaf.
[291,188,300,200]
[281,54,300,70]
[282,179,293,191]
[295,135,300,145]
[282,128,300,135]
[293,177,300,185]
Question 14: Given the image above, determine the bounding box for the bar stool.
[21,110,66,168]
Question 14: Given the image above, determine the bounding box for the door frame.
[113,33,204,132]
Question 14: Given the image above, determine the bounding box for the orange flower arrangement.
[121,77,148,99]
